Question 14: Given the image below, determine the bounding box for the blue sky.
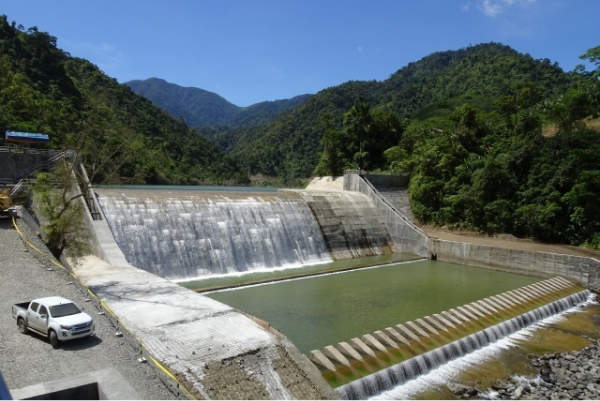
[2,0,599,106]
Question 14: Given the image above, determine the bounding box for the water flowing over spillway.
[96,189,333,281]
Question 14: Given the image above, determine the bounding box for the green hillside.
[212,41,600,249]
[0,16,248,185]
[126,78,240,127]
[126,78,312,129]
[225,43,579,180]
[2,14,599,249]
[228,94,312,128]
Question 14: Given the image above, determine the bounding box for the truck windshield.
[50,303,81,318]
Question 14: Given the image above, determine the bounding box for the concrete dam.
[95,187,393,281]
[77,173,600,399]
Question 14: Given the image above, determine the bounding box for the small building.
[5,131,50,144]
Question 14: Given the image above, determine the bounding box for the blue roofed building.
[5,131,50,144]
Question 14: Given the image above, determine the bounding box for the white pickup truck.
[12,296,95,347]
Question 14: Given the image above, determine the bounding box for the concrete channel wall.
[432,239,600,292]
[343,170,431,258]
[0,148,59,183]
[343,171,600,291]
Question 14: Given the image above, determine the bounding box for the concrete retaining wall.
[344,171,431,257]
[363,173,409,188]
[432,239,600,291]
[588,259,600,292]
[0,151,57,182]
[343,170,600,291]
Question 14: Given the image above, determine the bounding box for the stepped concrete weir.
[95,188,333,281]
[96,187,395,280]
[283,189,394,259]
[306,277,591,399]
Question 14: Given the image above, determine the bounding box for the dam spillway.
[95,187,393,281]
[95,188,332,280]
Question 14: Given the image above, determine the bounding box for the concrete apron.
[308,276,589,396]
[72,255,337,400]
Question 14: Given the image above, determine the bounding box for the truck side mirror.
[40,314,48,319]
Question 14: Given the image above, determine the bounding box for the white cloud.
[357,45,363,53]
[480,0,502,17]
[470,0,537,18]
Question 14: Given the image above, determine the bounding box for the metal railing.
[14,150,75,181]
[10,179,26,196]
[74,162,102,221]
[0,145,60,156]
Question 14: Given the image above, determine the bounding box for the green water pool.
[206,259,540,354]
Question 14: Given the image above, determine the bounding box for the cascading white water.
[96,190,333,280]
[336,290,591,400]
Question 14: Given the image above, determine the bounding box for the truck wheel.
[17,318,28,334]
[49,330,59,348]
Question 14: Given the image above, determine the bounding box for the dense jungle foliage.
[206,40,600,249]
[0,16,248,185]
[314,47,600,249]
[224,43,582,180]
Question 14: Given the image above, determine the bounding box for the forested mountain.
[208,41,600,250]
[2,14,599,249]
[224,43,579,180]
[227,94,312,128]
[126,77,312,129]
[0,16,248,185]
[303,44,600,249]
[126,78,239,127]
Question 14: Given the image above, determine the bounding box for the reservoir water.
[206,260,540,355]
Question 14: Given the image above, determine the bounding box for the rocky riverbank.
[449,338,600,400]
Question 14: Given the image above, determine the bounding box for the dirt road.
[0,217,177,399]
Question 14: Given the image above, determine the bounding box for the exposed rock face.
[457,339,600,400]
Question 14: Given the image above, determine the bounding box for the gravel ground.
[0,216,178,400]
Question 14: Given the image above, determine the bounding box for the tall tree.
[32,159,90,260]
[579,45,600,78]
[343,97,372,170]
